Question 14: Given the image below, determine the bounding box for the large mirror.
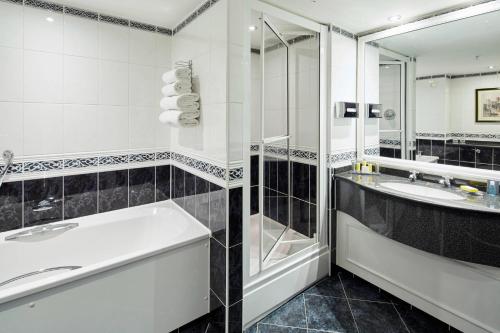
[364,9,500,171]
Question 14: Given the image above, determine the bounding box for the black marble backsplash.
[416,139,500,170]
[0,165,172,233]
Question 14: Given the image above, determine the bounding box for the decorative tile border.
[261,145,318,162]
[416,132,500,141]
[174,0,214,34]
[14,0,173,35]
[331,24,357,40]
[364,147,380,156]
[328,151,357,165]
[416,71,499,80]
[171,152,226,180]
[380,139,401,146]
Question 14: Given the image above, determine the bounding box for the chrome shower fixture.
[0,150,14,188]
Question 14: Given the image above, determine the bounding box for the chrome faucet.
[439,175,453,188]
[0,150,14,188]
[408,170,419,182]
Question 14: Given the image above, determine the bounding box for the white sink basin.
[380,182,465,201]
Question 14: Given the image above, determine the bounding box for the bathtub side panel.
[0,239,210,333]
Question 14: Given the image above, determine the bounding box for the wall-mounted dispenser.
[366,103,382,118]
[335,102,359,118]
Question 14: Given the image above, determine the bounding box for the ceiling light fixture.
[46,16,54,22]
[249,25,257,31]
[489,65,495,69]
[388,15,402,22]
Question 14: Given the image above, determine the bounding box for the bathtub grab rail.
[4,223,79,241]
[0,266,82,288]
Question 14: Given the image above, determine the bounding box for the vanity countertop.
[336,172,500,214]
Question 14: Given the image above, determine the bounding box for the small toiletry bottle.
[355,162,361,173]
[487,180,498,196]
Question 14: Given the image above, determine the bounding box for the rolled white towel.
[159,111,199,127]
[162,68,191,84]
[161,80,192,97]
[160,94,200,110]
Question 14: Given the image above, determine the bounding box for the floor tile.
[349,300,407,333]
[395,305,450,333]
[304,294,357,333]
[257,323,307,333]
[304,276,346,298]
[339,272,390,302]
[244,324,258,333]
[260,294,307,329]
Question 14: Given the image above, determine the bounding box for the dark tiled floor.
[246,269,462,333]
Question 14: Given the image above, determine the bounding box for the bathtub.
[0,200,211,333]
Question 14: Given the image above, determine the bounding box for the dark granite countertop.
[336,172,500,214]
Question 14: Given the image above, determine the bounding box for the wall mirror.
[361,5,500,173]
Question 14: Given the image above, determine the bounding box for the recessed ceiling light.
[388,15,402,22]
[249,25,257,31]
[489,65,495,69]
[46,17,54,22]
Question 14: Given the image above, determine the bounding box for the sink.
[380,182,465,201]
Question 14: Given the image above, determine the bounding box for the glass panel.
[263,22,288,139]
[262,138,289,261]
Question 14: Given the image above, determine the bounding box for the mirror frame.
[356,1,500,182]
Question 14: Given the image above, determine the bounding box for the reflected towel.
[159,110,199,127]
[161,80,192,97]
[160,94,200,110]
[162,68,191,84]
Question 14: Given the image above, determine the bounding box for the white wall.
[364,45,380,149]
[415,78,450,134]
[330,33,357,157]
[0,1,171,159]
[379,65,401,132]
[170,0,228,166]
[449,75,500,134]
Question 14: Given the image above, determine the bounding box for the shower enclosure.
[249,11,320,276]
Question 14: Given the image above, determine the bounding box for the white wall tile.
[129,106,156,149]
[100,60,128,106]
[0,2,23,48]
[129,28,156,66]
[97,105,129,151]
[63,104,98,153]
[64,15,99,58]
[100,22,129,62]
[24,50,63,103]
[129,64,155,107]
[64,56,99,104]
[24,7,63,53]
[23,103,64,156]
[0,102,23,155]
[0,47,23,102]
[155,34,171,68]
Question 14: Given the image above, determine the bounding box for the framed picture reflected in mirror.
[476,88,500,123]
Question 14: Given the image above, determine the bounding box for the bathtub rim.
[0,199,211,305]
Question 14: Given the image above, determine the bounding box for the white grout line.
[391,301,411,333]
[338,273,360,333]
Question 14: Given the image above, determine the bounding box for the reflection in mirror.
[364,10,500,171]
[249,11,319,276]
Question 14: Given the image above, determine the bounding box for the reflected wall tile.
[477,147,493,165]
[229,243,243,305]
[459,146,475,163]
[228,300,242,333]
[0,181,22,232]
[24,177,63,226]
[250,155,259,186]
[310,203,317,238]
[184,171,196,217]
[269,158,277,190]
[156,164,171,201]
[310,164,317,204]
[210,183,226,246]
[444,143,459,161]
[210,237,226,305]
[269,189,278,222]
[277,193,288,226]
[250,186,259,215]
[291,197,309,237]
[98,169,128,212]
[64,173,97,219]
[417,139,431,156]
[195,176,210,228]
[277,159,288,194]
[493,148,500,165]
[129,167,155,207]
[292,161,309,201]
[431,140,445,159]
[228,187,242,247]
[173,166,185,207]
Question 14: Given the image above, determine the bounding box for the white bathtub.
[0,200,211,333]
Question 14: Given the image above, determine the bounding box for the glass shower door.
[260,18,290,262]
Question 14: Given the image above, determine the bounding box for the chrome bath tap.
[408,170,419,182]
[0,150,14,188]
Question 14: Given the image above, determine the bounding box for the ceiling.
[376,10,500,75]
[50,0,204,28]
[261,0,486,34]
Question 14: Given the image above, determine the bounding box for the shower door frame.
[243,0,329,327]
[259,14,292,271]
